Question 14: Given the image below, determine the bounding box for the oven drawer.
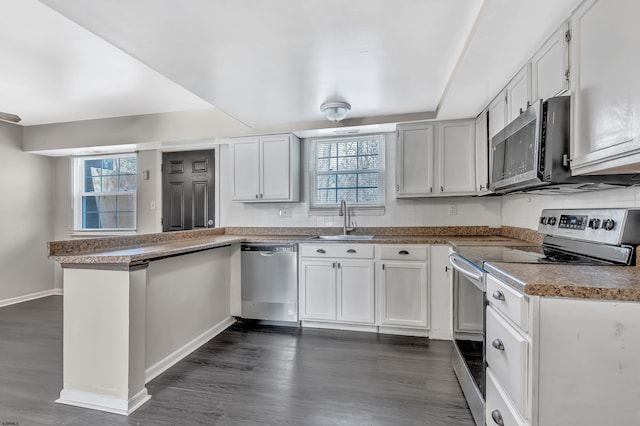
[378,245,427,261]
[486,368,526,426]
[299,244,374,259]
[486,305,529,416]
[487,274,529,332]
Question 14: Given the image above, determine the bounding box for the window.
[311,135,385,208]
[73,154,137,231]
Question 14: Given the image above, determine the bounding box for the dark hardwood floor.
[0,296,474,425]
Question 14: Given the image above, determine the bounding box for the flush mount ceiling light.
[0,111,21,123]
[320,101,351,123]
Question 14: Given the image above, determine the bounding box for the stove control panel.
[537,208,640,245]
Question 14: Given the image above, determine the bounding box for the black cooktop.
[454,244,615,267]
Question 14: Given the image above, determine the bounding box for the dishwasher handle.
[259,251,276,257]
[448,253,484,283]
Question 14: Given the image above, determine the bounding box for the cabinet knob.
[491,338,505,351]
[260,193,263,199]
[492,290,505,301]
[346,249,357,254]
[332,262,336,268]
[440,186,444,192]
[429,187,433,193]
[316,249,326,254]
[337,262,341,269]
[255,194,259,199]
[398,250,409,255]
[480,185,484,191]
[491,409,504,426]
[445,266,450,272]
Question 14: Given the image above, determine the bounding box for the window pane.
[313,136,383,207]
[77,155,137,230]
[316,174,337,189]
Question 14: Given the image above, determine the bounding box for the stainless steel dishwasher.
[241,243,298,324]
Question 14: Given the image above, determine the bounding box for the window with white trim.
[311,135,385,208]
[73,154,137,231]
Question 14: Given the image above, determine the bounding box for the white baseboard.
[378,326,429,337]
[301,320,378,333]
[56,388,150,416]
[0,288,62,308]
[145,316,236,383]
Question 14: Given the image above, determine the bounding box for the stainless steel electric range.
[449,208,640,426]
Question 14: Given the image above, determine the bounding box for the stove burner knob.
[603,219,616,231]
[588,218,601,229]
[540,216,548,225]
[548,217,557,226]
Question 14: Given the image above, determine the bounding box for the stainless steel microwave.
[490,96,638,194]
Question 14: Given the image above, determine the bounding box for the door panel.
[162,150,215,232]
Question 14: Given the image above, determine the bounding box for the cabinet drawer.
[486,369,526,426]
[299,244,374,259]
[486,306,528,416]
[487,274,529,331]
[378,245,427,261]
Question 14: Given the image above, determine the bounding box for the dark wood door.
[162,150,215,232]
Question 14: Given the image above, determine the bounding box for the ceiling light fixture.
[320,101,351,123]
[0,112,22,123]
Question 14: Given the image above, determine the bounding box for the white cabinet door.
[231,138,261,201]
[337,260,375,324]
[531,25,569,102]
[299,260,336,321]
[378,261,428,328]
[488,91,507,140]
[506,65,531,123]
[438,120,476,195]
[261,135,292,201]
[429,245,452,340]
[396,123,435,197]
[571,0,640,175]
[475,111,491,195]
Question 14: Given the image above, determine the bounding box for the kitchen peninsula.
[49,226,640,417]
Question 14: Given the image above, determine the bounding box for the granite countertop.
[485,262,640,302]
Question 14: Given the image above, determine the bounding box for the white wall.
[501,186,640,230]
[0,121,55,301]
[219,133,502,228]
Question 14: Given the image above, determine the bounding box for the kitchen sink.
[314,235,374,241]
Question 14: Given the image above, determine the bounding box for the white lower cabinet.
[486,273,640,426]
[299,244,375,326]
[377,245,429,331]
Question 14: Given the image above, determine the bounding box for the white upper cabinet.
[396,120,476,197]
[396,123,435,197]
[475,111,491,195]
[571,0,640,174]
[488,91,507,140]
[531,24,570,102]
[506,65,531,123]
[231,134,300,202]
[438,120,476,195]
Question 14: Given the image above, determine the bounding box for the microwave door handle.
[448,254,483,282]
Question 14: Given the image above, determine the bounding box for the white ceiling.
[3,0,582,130]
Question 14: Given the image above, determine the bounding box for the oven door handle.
[448,253,484,283]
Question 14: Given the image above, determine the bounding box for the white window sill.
[70,230,137,238]
[308,206,386,216]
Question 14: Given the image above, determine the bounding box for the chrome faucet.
[339,199,354,235]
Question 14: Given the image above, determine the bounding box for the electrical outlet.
[279,208,292,218]
[448,205,457,215]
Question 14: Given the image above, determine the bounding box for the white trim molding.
[145,316,236,383]
[0,289,62,308]
[56,388,150,416]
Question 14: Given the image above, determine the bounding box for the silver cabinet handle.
[316,249,326,254]
[260,193,263,199]
[492,339,505,351]
[492,290,505,301]
[491,409,504,426]
[399,250,409,255]
[332,262,336,268]
[255,194,259,199]
[337,262,341,269]
[440,186,444,192]
[346,249,356,254]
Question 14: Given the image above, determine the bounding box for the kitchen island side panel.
[145,247,232,371]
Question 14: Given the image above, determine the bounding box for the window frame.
[309,134,386,212]
[72,153,138,233]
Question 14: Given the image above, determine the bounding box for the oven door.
[449,253,486,426]
[490,99,544,193]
